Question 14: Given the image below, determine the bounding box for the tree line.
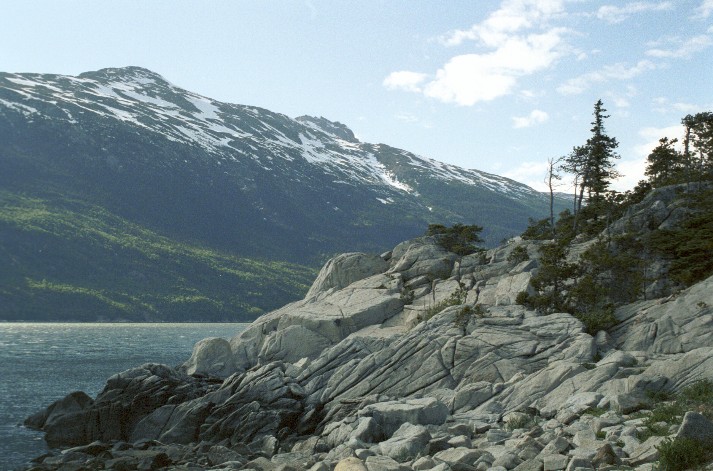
[519,101,713,334]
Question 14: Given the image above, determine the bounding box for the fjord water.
[0,323,248,470]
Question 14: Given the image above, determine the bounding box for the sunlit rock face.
[24,186,713,471]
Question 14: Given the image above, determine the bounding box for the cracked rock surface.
[24,187,713,471]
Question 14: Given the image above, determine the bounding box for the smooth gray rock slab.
[453,382,494,412]
[388,239,456,281]
[24,390,93,430]
[183,337,236,378]
[334,457,369,471]
[627,436,666,466]
[611,274,713,354]
[513,458,543,471]
[542,454,568,471]
[564,457,593,471]
[539,437,569,456]
[432,447,481,467]
[492,450,521,470]
[676,411,713,442]
[365,455,410,471]
[412,456,437,471]
[259,324,333,364]
[359,398,449,436]
[308,253,389,299]
[609,394,646,414]
[378,422,431,462]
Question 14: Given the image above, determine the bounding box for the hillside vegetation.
[0,66,571,321]
[0,191,316,321]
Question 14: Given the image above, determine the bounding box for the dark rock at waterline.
[26,363,215,448]
[24,390,94,430]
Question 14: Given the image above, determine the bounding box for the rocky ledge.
[24,187,713,471]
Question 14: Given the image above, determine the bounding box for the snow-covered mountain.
[0,66,563,262]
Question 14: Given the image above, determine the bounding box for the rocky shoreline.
[23,188,713,471]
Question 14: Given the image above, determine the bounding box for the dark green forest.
[0,192,316,321]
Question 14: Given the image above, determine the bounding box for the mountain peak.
[296,115,358,143]
[77,66,168,85]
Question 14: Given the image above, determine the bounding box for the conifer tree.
[645,137,681,186]
[562,100,620,214]
[561,100,620,232]
[585,99,621,207]
[682,112,713,181]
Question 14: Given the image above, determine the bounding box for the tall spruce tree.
[562,100,620,232]
[586,99,620,207]
[645,137,682,186]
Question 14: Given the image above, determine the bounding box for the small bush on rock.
[424,285,467,321]
[505,414,535,431]
[454,304,487,329]
[655,437,709,471]
[679,379,713,419]
[426,223,484,256]
[507,246,530,264]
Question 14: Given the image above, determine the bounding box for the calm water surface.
[0,323,248,470]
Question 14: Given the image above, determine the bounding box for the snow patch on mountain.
[0,67,548,204]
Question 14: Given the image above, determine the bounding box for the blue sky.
[2,0,711,192]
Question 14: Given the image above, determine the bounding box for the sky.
[2,0,711,192]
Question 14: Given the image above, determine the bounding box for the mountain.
[0,66,567,321]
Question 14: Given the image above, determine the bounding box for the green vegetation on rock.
[426,223,484,256]
[517,102,713,334]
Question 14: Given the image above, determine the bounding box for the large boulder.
[608,184,693,237]
[307,252,389,299]
[359,398,449,436]
[378,423,431,462]
[198,362,306,447]
[388,238,457,281]
[28,364,210,448]
[24,391,94,431]
[676,411,713,442]
[229,273,405,370]
[182,337,236,378]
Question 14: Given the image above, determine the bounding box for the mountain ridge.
[0,66,568,321]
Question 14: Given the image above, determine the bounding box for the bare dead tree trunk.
[546,157,562,238]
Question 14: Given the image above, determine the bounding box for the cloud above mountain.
[383,0,567,106]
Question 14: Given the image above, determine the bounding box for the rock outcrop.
[24,190,713,471]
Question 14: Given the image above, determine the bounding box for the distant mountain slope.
[0,66,567,320]
[0,191,315,321]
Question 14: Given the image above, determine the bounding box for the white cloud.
[502,160,551,191]
[385,0,567,106]
[441,0,565,47]
[512,109,549,128]
[646,34,713,58]
[613,97,631,108]
[382,71,428,92]
[652,97,709,114]
[596,2,673,23]
[692,0,713,19]
[611,158,648,191]
[610,123,684,191]
[605,86,638,108]
[557,60,656,95]
[634,124,684,157]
